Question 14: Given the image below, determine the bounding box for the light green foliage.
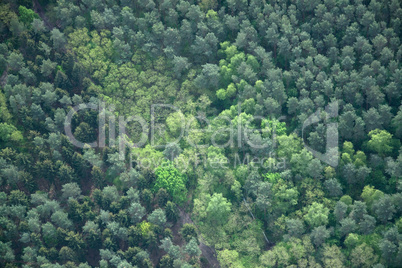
[350,243,378,268]
[206,193,231,226]
[367,129,393,155]
[361,186,384,208]
[269,177,299,215]
[304,202,330,228]
[276,134,303,159]
[0,123,22,143]
[218,249,243,268]
[154,163,187,203]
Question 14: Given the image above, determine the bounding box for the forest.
[0,0,401,267]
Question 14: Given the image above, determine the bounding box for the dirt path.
[32,0,54,30]
[178,209,221,268]
[0,70,7,87]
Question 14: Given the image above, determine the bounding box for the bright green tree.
[154,163,187,203]
[367,129,393,156]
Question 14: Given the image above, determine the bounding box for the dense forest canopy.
[0,0,401,267]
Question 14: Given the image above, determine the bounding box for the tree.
[307,158,324,180]
[324,179,343,197]
[154,163,187,204]
[50,29,67,51]
[163,143,182,161]
[255,181,272,215]
[2,244,16,261]
[290,149,313,177]
[51,211,73,230]
[286,218,305,238]
[310,225,331,247]
[194,64,220,89]
[2,165,20,186]
[172,56,190,78]
[379,238,397,264]
[41,59,57,77]
[185,237,201,257]
[259,245,290,267]
[92,166,105,188]
[350,243,378,268]
[350,201,367,223]
[7,52,24,71]
[206,193,231,226]
[373,195,396,223]
[61,183,81,200]
[339,217,357,237]
[148,208,166,227]
[120,169,140,189]
[361,185,384,208]
[159,254,174,268]
[82,221,101,248]
[42,222,58,247]
[244,168,260,197]
[0,123,22,144]
[65,231,85,250]
[160,238,181,260]
[304,202,329,228]
[367,129,393,156]
[58,164,75,183]
[321,244,345,268]
[156,188,169,208]
[8,190,28,206]
[18,6,38,25]
[165,201,179,223]
[9,15,25,36]
[128,202,145,224]
[100,186,119,208]
[392,105,402,138]
[59,246,76,263]
[218,249,241,268]
[180,224,198,243]
[359,214,376,234]
[32,18,45,34]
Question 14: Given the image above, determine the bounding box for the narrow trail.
[32,0,54,30]
[178,209,221,268]
[0,70,8,87]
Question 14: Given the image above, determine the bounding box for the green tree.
[18,6,38,25]
[350,243,378,268]
[180,224,198,243]
[165,201,179,223]
[206,193,231,226]
[154,163,187,204]
[310,225,331,247]
[50,29,67,51]
[367,129,393,156]
[185,237,201,257]
[59,246,76,263]
[218,249,242,268]
[156,188,169,208]
[321,245,345,268]
[148,208,166,227]
[41,59,57,77]
[304,202,329,228]
[61,183,81,200]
